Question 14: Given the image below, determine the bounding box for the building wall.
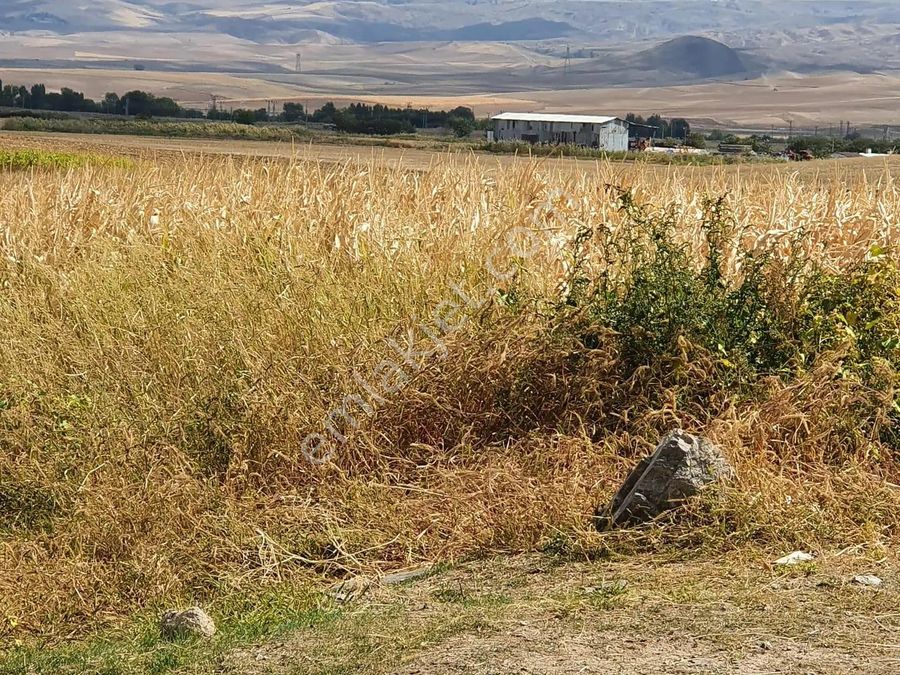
[493,118,628,152]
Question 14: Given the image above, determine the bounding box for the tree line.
[625,113,692,140]
[218,101,477,136]
[0,81,203,118]
[0,79,477,135]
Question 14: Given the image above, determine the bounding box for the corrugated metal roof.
[491,112,622,124]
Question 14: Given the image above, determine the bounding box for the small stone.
[159,607,216,640]
[757,640,773,651]
[774,551,815,566]
[852,574,883,587]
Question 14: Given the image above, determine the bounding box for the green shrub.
[558,190,900,385]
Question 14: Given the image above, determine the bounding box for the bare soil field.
[2,66,900,128]
[222,553,900,674]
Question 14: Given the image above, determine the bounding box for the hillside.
[638,36,748,79]
[1,1,899,49]
[1,0,899,103]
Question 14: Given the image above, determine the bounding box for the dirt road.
[220,553,899,675]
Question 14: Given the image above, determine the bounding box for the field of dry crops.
[0,136,899,671]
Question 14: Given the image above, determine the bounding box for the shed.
[491,112,629,151]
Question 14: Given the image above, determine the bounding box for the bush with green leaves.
[558,191,900,387]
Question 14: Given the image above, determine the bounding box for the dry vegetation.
[0,142,899,665]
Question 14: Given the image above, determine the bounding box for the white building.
[491,112,629,151]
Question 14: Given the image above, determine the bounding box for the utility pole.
[788,119,793,140]
[209,94,224,115]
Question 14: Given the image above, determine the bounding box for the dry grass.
[0,142,898,645]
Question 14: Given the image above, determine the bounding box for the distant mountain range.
[2,1,900,93]
[2,1,899,45]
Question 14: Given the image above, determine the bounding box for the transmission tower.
[295,53,302,73]
[209,94,224,113]
[564,45,571,76]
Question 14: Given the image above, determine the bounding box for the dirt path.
[219,552,899,675]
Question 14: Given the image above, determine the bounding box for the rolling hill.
[1,0,900,119]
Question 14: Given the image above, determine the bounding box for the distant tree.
[282,102,304,122]
[312,102,337,124]
[152,97,182,117]
[670,118,690,140]
[749,134,773,155]
[686,132,707,149]
[448,106,475,121]
[30,84,47,109]
[449,116,475,138]
[233,109,257,125]
[103,92,120,114]
[646,114,670,139]
[121,90,154,116]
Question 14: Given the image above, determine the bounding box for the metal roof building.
[491,112,628,151]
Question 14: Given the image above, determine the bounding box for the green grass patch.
[0,585,338,675]
[0,149,131,171]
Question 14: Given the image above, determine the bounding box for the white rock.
[852,574,883,587]
[774,551,815,566]
[160,607,216,639]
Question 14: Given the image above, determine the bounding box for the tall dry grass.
[0,150,898,638]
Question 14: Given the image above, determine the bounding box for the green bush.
[558,191,900,385]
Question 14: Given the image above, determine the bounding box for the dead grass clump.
[1,148,899,640]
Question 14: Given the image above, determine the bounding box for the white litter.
[852,574,883,587]
[774,551,815,566]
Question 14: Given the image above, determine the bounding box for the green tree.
[686,132,707,149]
[449,116,475,138]
[670,118,690,139]
[282,102,304,122]
[29,84,47,109]
[103,92,120,114]
[232,109,257,125]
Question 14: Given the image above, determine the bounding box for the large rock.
[160,607,216,640]
[596,430,733,528]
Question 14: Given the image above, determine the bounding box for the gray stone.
[852,574,883,587]
[596,430,734,528]
[160,607,216,640]
[382,566,433,585]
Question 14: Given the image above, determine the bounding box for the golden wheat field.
[1,137,899,670]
